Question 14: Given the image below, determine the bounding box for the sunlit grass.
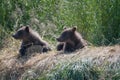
[0,42,120,80]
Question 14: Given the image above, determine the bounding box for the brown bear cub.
[56,27,87,52]
[12,25,51,56]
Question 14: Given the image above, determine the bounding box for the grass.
[0,0,120,80]
[42,58,120,80]
[0,38,120,80]
[38,45,120,80]
[0,0,120,46]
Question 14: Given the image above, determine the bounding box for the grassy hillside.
[0,38,120,80]
[0,0,120,80]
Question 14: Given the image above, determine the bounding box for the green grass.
[0,0,120,47]
[0,0,120,80]
[38,58,120,80]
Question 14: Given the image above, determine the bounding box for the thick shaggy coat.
[56,27,87,52]
[12,25,51,56]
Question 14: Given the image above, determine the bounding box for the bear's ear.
[25,26,29,33]
[72,27,77,32]
[20,25,23,27]
[63,27,67,30]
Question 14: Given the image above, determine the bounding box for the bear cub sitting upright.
[12,25,51,56]
[56,27,87,52]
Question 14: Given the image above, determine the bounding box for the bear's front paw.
[42,47,51,52]
[19,48,26,56]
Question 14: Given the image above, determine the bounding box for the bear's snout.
[56,37,63,42]
[12,34,15,38]
[56,38,60,41]
[12,34,18,39]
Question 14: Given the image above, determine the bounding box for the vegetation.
[0,45,120,80]
[0,0,120,80]
[0,0,120,47]
[39,59,120,80]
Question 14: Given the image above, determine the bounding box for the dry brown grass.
[0,38,120,80]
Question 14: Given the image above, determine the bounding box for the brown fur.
[56,27,87,52]
[12,25,51,56]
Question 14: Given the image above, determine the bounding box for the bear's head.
[56,27,77,42]
[12,25,30,40]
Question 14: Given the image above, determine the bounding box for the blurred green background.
[0,0,120,48]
